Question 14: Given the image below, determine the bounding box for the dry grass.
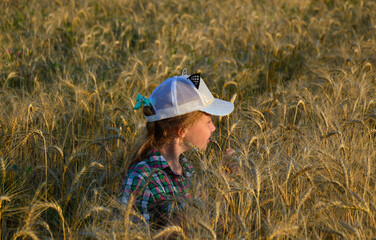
[1,0,376,239]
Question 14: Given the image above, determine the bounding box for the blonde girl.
[119,69,234,227]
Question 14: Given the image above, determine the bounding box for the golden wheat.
[1,0,376,238]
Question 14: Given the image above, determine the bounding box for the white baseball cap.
[137,69,234,122]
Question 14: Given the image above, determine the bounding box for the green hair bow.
[134,94,151,110]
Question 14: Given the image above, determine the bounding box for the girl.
[119,69,234,228]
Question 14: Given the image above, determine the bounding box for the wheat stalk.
[12,229,40,240]
[152,225,186,240]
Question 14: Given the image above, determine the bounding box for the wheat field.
[1,0,376,239]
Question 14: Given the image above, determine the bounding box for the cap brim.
[200,98,234,116]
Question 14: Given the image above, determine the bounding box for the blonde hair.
[129,107,204,167]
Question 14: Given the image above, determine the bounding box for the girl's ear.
[177,127,186,138]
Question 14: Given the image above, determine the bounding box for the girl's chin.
[201,143,209,150]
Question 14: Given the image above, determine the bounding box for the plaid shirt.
[119,149,194,225]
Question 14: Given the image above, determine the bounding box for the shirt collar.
[147,148,190,175]
[147,148,170,169]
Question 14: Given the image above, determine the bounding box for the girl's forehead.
[197,113,213,122]
[201,112,213,118]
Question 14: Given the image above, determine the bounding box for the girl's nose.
[211,122,216,132]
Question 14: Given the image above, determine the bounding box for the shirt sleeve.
[119,171,152,223]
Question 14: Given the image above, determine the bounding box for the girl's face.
[181,113,216,151]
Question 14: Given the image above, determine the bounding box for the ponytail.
[129,106,156,167]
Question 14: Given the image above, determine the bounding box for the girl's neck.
[158,142,185,175]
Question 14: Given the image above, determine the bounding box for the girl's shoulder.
[127,149,161,178]
[127,160,153,179]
